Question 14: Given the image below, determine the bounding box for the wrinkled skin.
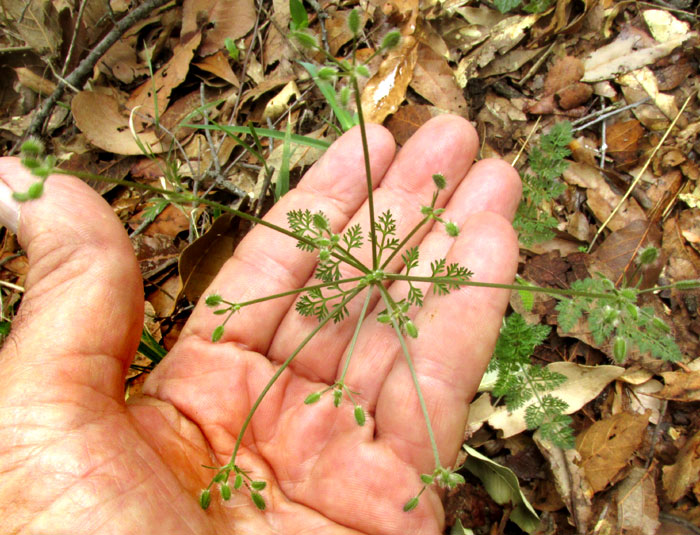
[0,116,520,535]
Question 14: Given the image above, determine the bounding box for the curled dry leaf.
[127,32,202,119]
[71,91,166,155]
[409,45,467,117]
[182,0,256,56]
[662,429,700,503]
[575,411,650,494]
[544,56,585,96]
[360,35,419,124]
[194,50,240,87]
[614,467,660,535]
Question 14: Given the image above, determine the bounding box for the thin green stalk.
[378,286,441,468]
[225,276,367,309]
[385,274,616,300]
[337,288,373,385]
[352,76,378,270]
[380,215,431,269]
[227,286,363,467]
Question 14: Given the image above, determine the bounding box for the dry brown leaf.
[13,67,56,96]
[71,91,166,155]
[618,67,678,127]
[562,161,646,230]
[127,32,202,118]
[585,219,662,288]
[98,39,148,84]
[182,0,256,56]
[130,203,191,238]
[409,45,467,116]
[178,213,251,303]
[3,0,62,55]
[544,56,585,96]
[194,50,240,86]
[361,35,418,124]
[663,429,700,502]
[582,28,689,82]
[679,208,700,245]
[147,273,181,318]
[657,367,700,402]
[385,104,441,145]
[479,46,544,78]
[133,233,183,276]
[576,411,650,493]
[643,9,691,44]
[615,467,660,535]
[555,83,593,111]
[534,438,593,534]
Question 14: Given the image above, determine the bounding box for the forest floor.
[2,0,700,533]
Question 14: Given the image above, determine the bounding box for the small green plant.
[514,121,572,247]
[13,0,700,520]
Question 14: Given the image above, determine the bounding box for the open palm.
[0,115,520,535]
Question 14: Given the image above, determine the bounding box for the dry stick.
[586,92,694,253]
[26,0,172,137]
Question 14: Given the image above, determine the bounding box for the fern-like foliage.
[556,277,683,362]
[375,210,400,261]
[515,121,572,247]
[490,313,574,448]
[430,259,473,295]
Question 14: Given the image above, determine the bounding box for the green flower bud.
[381,30,401,50]
[319,248,331,261]
[220,483,232,500]
[205,294,223,307]
[27,182,44,199]
[447,472,465,487]
[377,312,391,324]
[234,473,243,489]
[199,489,211,509]
[292,30,318,49]
[21,157,39,169]
[251,491,266,510]
[613,336,627,362]
[420,474,434,485]
[444,221,459,237]
[625,304,639,321]
[339,86,351,106]
[213,471,227,483]
[354,405,365,426]
[355,64,370,78]
[214,309,228,315]
[21,138,43,156]
[652,316,671,334]
[251,480,267,491]
[403,497,419,512]
[211,325,225,342]
[317,66,337,80]
[432,173,446,189]
[404,320,418,338]
[348,8,360,35]
[675,279,700,290]
[304,391,321,404]
[313,212,329,230]
[333,388,342,407]
[637,246,659,265]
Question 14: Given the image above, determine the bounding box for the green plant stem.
[638,280,700,294]
[337,288,373,385]
[226,286,363,469]
[352,76,378,270]
[226,276,367,309]
[385,274,615,299]
[378,286,441,469]
[380,215,431,269]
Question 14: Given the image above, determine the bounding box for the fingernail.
[0,179,21,234]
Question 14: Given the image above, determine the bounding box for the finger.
[267,115,479,383]
[148,125,395,393]
[0,157,143,404]
[376,211,519,472]
[343,159,521,403]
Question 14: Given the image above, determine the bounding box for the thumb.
[0,157,143,404]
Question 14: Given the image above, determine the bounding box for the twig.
[599,101,608,168]
[572,98,650,132]
[587,92,694,252]
[61,0,89,78]
[0,280,24,292]
[512,116,541,168]
[26,0,172,137]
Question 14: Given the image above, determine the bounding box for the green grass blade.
[299,61,356,132]
[185,123,331,150]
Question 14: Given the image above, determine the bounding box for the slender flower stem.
[352,76,378,270]
[378,286,441,468]
[385,274,616,299]
[227,286,363,467]
[337,288,373,385]
[221,276,368,309]
[380,215,431,269]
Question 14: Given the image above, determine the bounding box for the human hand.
[0,115,520,534]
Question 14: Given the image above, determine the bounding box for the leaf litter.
[2,0,700,533]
